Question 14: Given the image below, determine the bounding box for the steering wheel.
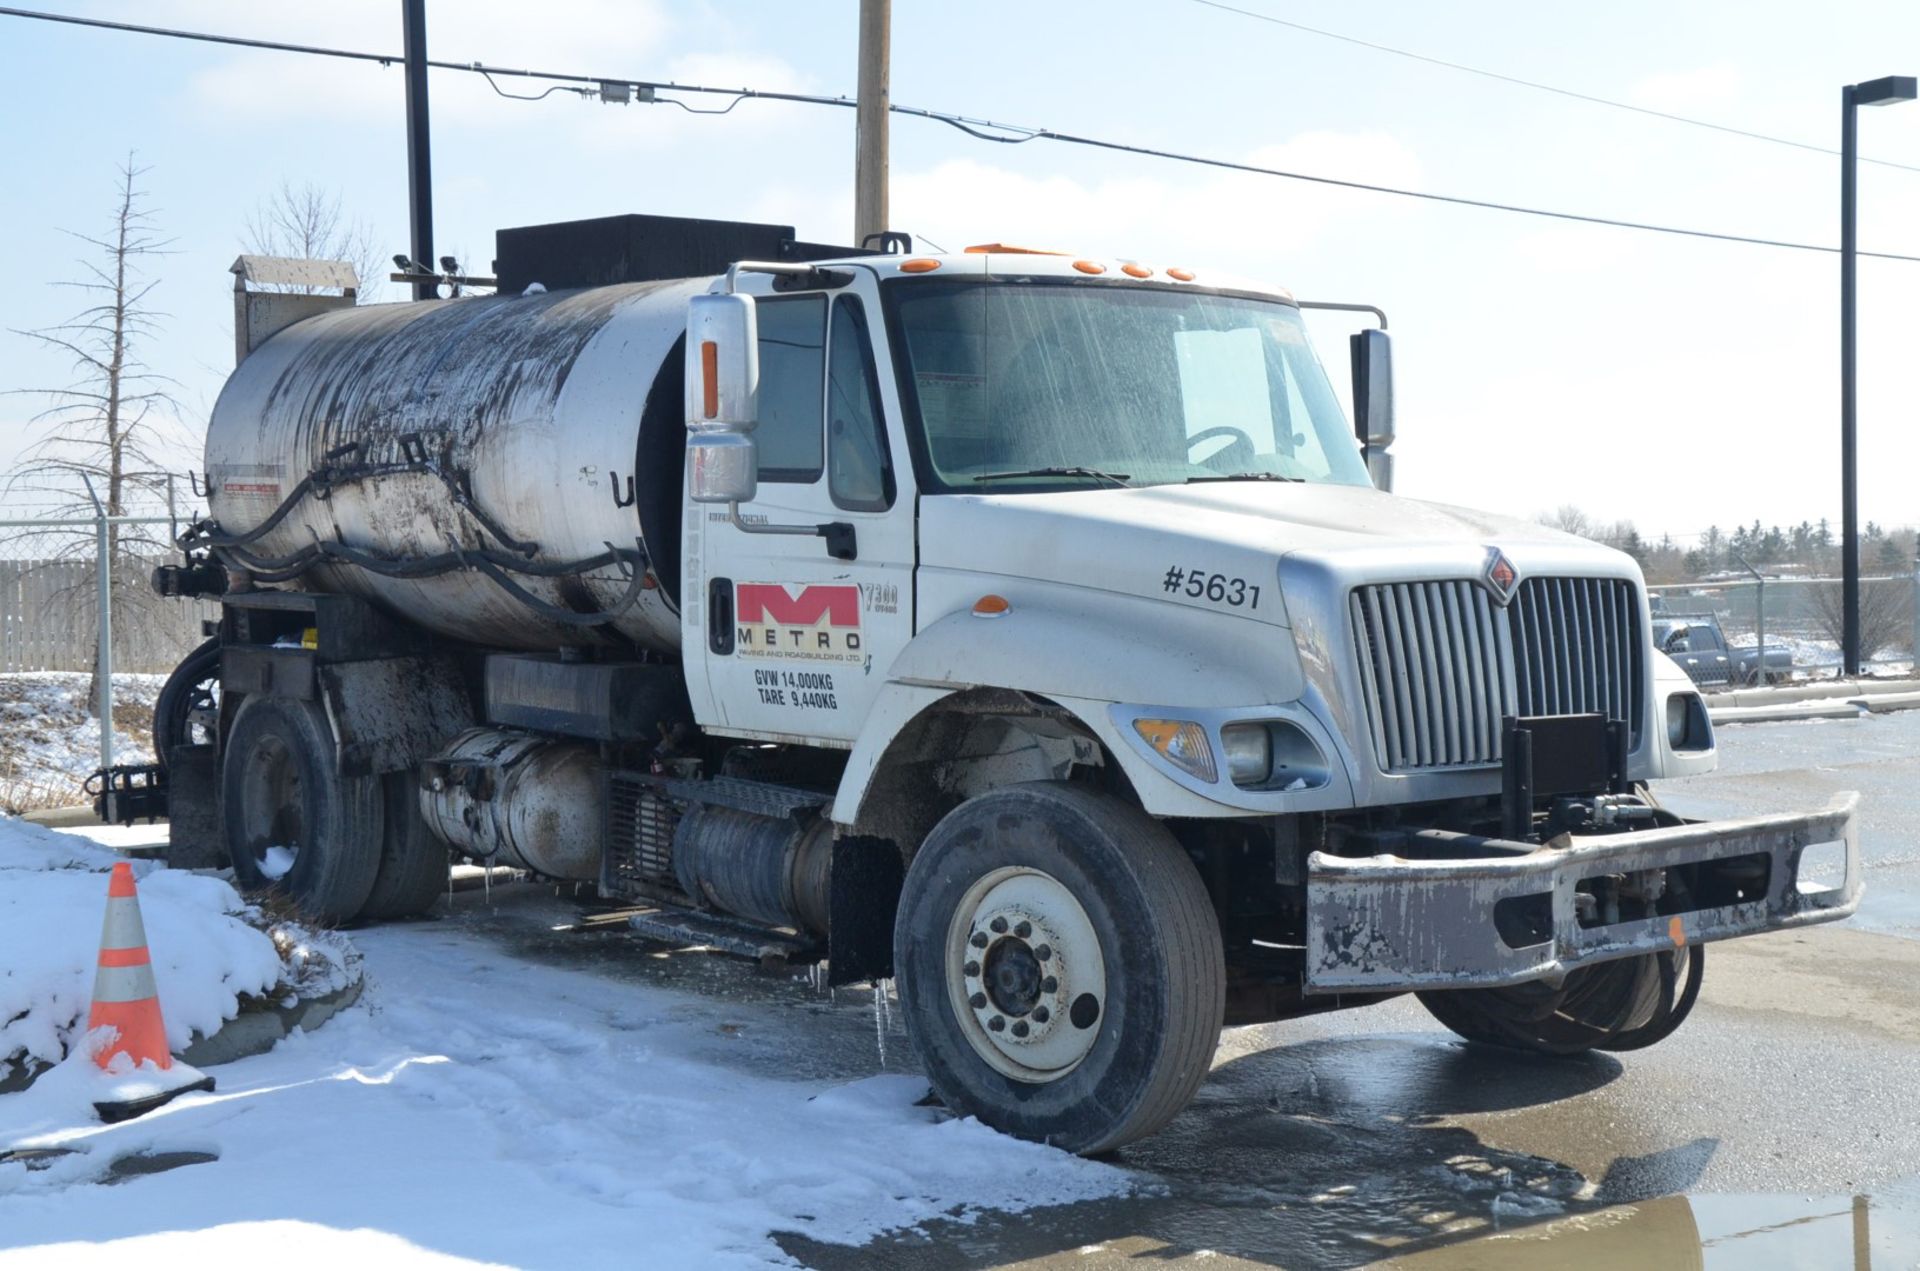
[1187,425,1258,470]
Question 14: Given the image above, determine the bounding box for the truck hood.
[917,482,1629,623]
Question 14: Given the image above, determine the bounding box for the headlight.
[1667,695,1688,746]
[1666,692,1712,751]
[1221,723,1272,787]
[1132,718,1217,782]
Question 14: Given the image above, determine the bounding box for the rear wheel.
[894,782,1224,1155]
[354,771,449,921]
[152,638,220,769]
[222,695,382,923]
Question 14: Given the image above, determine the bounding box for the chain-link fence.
[1647,572,1919,685]
[0,508,216,777]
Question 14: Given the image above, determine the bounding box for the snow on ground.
[0,817,285,1079]
[0,673,162,813]
[0,901,1135,1270]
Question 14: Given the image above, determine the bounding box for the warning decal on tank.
[734,582,863,665]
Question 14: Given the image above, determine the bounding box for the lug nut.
[1014,920,1032,938]
[1034,944,1052,961]
[988,1016,1006,1032]
[1032,1005,1050,1023]
[990,917,1009,934]
[1042,976,1058,994]
[1011,1021,1030,1038]
[970,932,989,949]
[963,960,980,977]
[969,992,987,1010]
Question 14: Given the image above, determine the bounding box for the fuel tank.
[204,278,705,652]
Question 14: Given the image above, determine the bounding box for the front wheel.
[1417,945,1704,1055]
[893,782,1224,1155]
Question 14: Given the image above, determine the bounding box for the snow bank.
[0,673,161,812]
[0,910,1136,1268]
[0,816,285,1076]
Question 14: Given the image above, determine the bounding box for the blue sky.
[3,0,1918,542]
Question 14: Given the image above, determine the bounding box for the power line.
[1189,0,1920,176]
[4,5,1919,264]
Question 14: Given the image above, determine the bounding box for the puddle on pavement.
[781,1179,1920,1270]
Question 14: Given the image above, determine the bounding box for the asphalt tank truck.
[121,212,1862,1153]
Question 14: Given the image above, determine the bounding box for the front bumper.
[1304,792,1860,991]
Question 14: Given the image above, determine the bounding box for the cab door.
[685,282,913,745]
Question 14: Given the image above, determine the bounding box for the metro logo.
[736,583,860,629]
[734,582,865,665]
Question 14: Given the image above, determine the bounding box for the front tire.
[222,695,383,923]
[893,782,1224,1155]
[1417,946,1703,1055]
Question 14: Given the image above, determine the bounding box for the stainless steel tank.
[204,279,705,652]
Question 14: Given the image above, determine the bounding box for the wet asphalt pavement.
[459,711,1920,1269]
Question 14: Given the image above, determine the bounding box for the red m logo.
[736,583,861,628]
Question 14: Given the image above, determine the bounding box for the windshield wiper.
[1185,471,1303,483]
[974,466,1132,487]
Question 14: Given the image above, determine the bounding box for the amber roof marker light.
[899,257,943,273]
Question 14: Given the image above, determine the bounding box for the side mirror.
[1350,328,1394,492]
[685,293,760,504]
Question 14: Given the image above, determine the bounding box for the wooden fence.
[0,557,218,675]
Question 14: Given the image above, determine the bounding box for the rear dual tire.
[894,782,1225,1155]
[221,695,444,924]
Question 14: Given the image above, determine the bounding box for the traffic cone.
[85,861,214,1122]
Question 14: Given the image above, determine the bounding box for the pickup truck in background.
[1654,612,1794,687]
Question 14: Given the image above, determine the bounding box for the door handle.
[708,578,734,656]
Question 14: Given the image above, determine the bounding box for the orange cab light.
[1167,267,1196,281]
[972,594,1011,618]
[899,257,943,273]
[963,243,1071,255]
[1121,262,1153,278]
[700,340,719,418]
[1072,260,1107,275]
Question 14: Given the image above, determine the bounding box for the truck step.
[660,775,829,822]
[623,905,821,965]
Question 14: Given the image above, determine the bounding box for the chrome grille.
[1351,576,1642,774]
[1509,576,1643,743]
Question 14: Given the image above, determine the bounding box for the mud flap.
[318,657,475,777]
[827,835,905,987]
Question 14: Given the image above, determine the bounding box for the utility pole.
[854,0,890,248]
[402,0,435,300]
[1838,74,1916,674]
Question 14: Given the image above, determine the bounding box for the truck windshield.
[886,280,1373,492]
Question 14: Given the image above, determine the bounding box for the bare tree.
[4,157,180,713]
[1809,580,1910,661]
[1538,505,1595,539]
[242,180,383,302]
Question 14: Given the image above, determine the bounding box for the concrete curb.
[1703,677,1920,709]
[1711,700,1867,725]
[0,973,365,1097]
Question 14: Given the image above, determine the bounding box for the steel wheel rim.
[944,865,1107,1083]
[240,733,304,881]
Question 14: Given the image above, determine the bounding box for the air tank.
[203,278,706,652]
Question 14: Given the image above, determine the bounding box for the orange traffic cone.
[86,861,214,1122]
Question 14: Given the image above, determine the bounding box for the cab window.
[826,297,894,511]
[754,296,826,482]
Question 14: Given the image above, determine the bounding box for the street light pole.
[1839,75,1916,676]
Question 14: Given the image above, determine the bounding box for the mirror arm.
[725,503,858,561]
